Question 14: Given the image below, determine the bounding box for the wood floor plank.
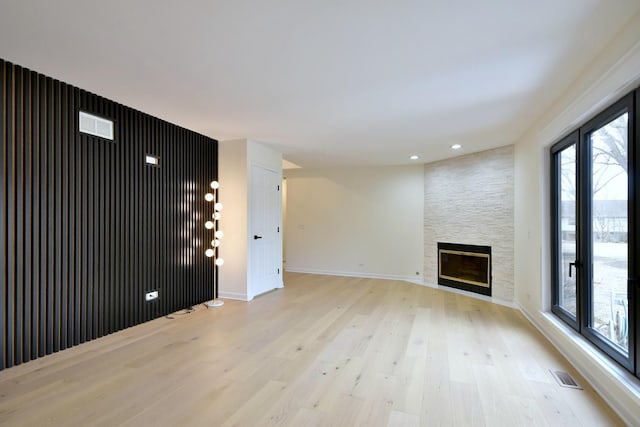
[387,409,420,427]
[0,273,623,426]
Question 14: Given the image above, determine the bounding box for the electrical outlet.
[145,290,159,301]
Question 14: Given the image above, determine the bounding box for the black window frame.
[551,131,580,332]
[551,89,638,377]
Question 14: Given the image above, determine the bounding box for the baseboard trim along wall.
[519,306,640,427]
[217,291,251,302]
[284,267,419,284]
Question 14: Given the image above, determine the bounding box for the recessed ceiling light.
[451,144,462,150]
[410,155,419,160]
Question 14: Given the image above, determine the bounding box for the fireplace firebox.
[438,242,491,296]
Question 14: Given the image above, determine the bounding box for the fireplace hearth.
[438,242,491,296]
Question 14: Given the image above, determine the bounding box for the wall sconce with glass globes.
[204,180,225,308]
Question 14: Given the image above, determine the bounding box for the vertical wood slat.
[87,91,96,341]
[123,108,130,328]
[635,90,640,377]
[29,70,39,361]
[1,60,7,369]
[55,79,62,349]
[23,68,32,363]
[66,84,75,347]
[1,58,218,371]
[629,89,640,378]
[107,101,114,335]
[6,63,16,368]
[79,89,88,345]
[46,76,54,355]
[15,64,24,366]
[38,71,47,358]
[141,114,148,322]
[59,80,68,351]
[135,111,142,325]
[97,96,104,338]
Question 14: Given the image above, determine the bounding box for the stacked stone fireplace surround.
[424,146,514,302]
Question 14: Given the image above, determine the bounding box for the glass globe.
[205,249,214,257]
[214,202,223,211]
[215,230,224,239]
[211,239,220,247]
[210,181,220,189]
[213,212,221,220]
[204,193,214,202]
[215,258,224,266]
[205,221,214,230]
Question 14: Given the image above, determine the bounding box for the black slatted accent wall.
[1,59,217,370]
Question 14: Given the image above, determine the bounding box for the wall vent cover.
[79,111,114,140]
[550,370,582,389]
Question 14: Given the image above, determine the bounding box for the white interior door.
[250,165,282,297]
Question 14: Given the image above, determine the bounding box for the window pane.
[590,113,628,354]
[559,145,577,317]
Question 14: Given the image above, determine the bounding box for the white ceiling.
[1,0,639,168]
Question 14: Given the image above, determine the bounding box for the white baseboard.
[217,291,250,301]
[519,306,640,427]
[284,267,420,283]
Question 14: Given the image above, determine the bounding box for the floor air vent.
[550,370,582,389]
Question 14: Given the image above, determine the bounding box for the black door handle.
[569,261,580,278]
[254,235,262,240]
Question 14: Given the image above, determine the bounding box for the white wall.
[424,146,514,302]
[282,178,287,262]
[218,139,249,300]
[218,139,283,300]
[284,165,424,281]
[514,11,640,425]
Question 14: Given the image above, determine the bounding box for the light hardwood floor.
[0,273,623,426]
